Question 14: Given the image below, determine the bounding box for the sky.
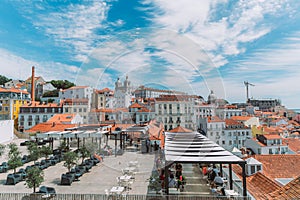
[1,0,300,108]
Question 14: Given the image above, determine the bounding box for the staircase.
[179,163,211,196]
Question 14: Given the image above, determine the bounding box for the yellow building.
[0,87,30,128]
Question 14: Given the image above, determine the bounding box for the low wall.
[0,120,14,143]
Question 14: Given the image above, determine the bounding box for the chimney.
[31,66,35,102]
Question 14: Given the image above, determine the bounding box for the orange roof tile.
[138,107,150,112]
[129,102,143,108]
[169,126,192,133]
[231,116,252,121]
[231,165,281,200]
[22,101,62,108]
[225,118,242,126]
[207,116,223,123]
[253,155,300,179]
[0,87,29,94]
[26,122,77,133]
[263,134,282,140]
[47,114,76,123]
[283,138,300,154]
[265,175,300,199]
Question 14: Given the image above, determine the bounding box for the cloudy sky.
[1,0,300,108]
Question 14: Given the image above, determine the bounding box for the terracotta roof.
[22,101,62,108]
[207,116,223,123]
[283,138,300,154]
[138,107,151,112]
[47,114,76,124]
[26,122,77,133]
[231,116,253,121]
[96,87,112,93]
[169,126,192,133]
[225,119,243,126]
[253,155,300,179]
[231,164,281,200]
[63,98,89,103]
[265,175,300,199]
[129,102,143,108]
[263,134,282,140]
[0,87,29,94]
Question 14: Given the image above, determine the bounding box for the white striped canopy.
[164,131,244,164]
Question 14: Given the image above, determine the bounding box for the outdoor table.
[123,167,136,175]
[110,186,125,195]
[225,189,239,197]
[120,175,132,182]
[129,161,138,167]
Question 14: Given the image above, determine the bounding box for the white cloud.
[21,1,110,62]
[0,48,80,82]
[147,0,295,67]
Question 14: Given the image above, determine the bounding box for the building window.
[222,140,225,145]
[229,140,232,145]
[73,108,77,112]
[257,165,261,171]
[269,149,273,154]
[251,166,255,174]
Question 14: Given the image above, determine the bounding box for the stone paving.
[0,138,213,197]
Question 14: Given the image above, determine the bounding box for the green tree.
[78,146,90,164]
[42,89,58,97]
[40,146,52,159]
[50,80,75,90]
[0,75,11,85]
[0,144,5,157]
[7,143,22,173]
[27,142,41,164]
[63,151,78,172]
[25,166,44,193]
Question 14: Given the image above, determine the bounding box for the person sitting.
[177,175,186,190]
[212,173,224,188]
[168,174,177,188]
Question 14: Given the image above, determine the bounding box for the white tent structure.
[163,131,247,197]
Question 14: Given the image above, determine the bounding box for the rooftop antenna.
[244,81,255,102]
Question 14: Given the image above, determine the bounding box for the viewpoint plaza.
[0,122,249,200]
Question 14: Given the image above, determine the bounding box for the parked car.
[61,173,74,185]
[16,168,27,180]
[20,140,33,146]
[21,155,29,164]
[0,162,8,173]
[6,173,22,185]
[37,186,56,198]
[83,159,93,171]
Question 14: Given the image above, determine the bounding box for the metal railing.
[0,193,251,200]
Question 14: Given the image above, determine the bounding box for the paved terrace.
[0,138,217,197]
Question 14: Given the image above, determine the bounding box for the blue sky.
[1,0,300,108]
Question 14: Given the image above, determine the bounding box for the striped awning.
[164,131,244,164]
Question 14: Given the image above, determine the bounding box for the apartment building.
[155,95,195,131]
[18,101,63,131]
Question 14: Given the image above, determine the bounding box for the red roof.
[22,101,62,108]
[47,114,76,123]
[26,122,77,133]
[263,134,282,140]
[283,138,300,154]
[207,116,223,123]
[129,102,143,108]
[265,175,300,199]
[169,126,192,133]
[232,165,280,200]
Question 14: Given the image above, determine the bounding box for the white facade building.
[216,105,244,120]
[245,134,289,155]
[155,95,196,131]
[114,76,133,108]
